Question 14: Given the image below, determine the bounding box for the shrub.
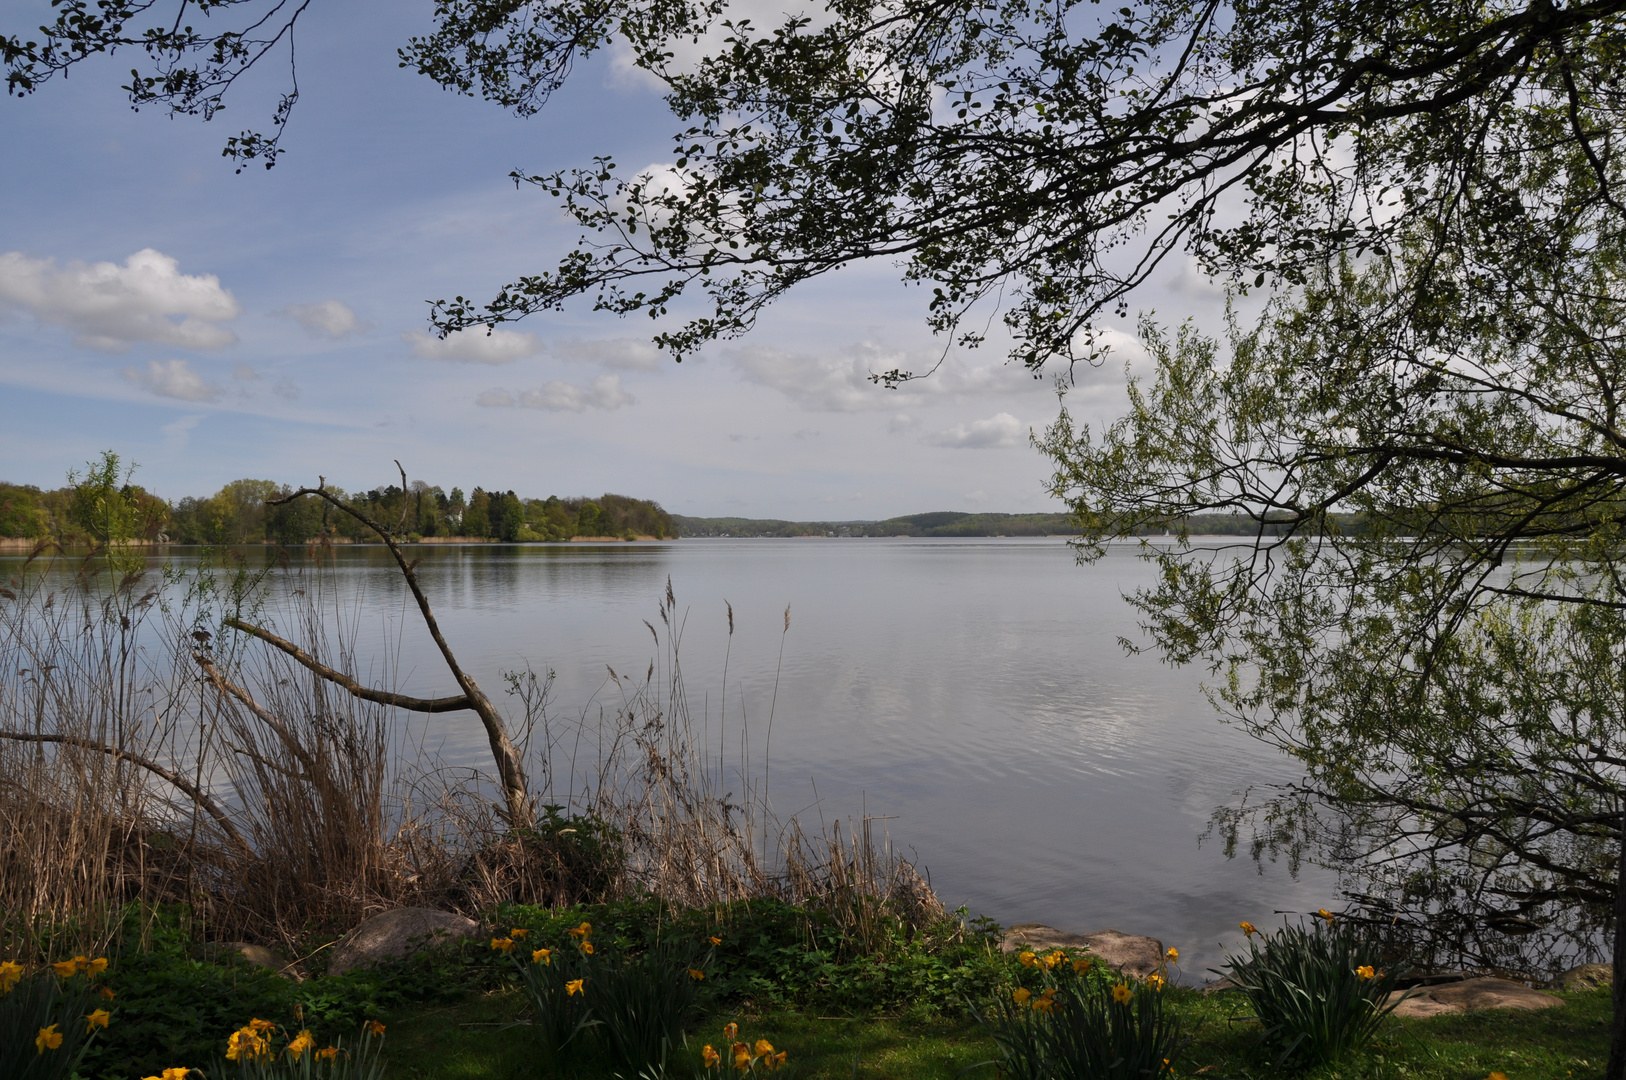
[1222,913,1407,1066]
[0,955,112,1080]
[500,916,712,1076]
[976,950,1187,1080]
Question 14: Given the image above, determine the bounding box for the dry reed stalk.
[0,549,945,959]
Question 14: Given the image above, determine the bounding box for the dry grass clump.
[0,543,939,960]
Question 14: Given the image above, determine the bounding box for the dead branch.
[223,618,472,713]
[266,478,533,826]
[0,731,248,852]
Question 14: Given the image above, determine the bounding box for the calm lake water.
[6,537,1338,976]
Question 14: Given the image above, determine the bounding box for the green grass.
[378,986,1614,1080]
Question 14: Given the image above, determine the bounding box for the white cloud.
[551,337,665,371]
[406,324,542,364]
[123,359,223,402]
[0,248,240,351]
[925,412,1023,449]
[730,341,1038,412]
[477,374,635,412]
[279,299,367,338]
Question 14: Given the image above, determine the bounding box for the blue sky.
[0,1,1228,517]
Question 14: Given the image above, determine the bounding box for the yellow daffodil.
[772,1050,789,1069]
[1488,1073,1510,1080]
[568,922,592,938]
[1240,921,1258,937]
[287,1030,316,1059]
[702,1044,721,1068]
[1012,987,1032,1005]
[1112,983,1133,1004]
[1356,965,1376,980]
[1165,947,1178,962]
[710,936,722,946]
[366,1020,386,1037]
[86,1008,111,1032]
[100,986,116,1000]
[141,1070,189,1080]
[1017,950,1037,967]
[0,960,23,993]
[1147,973,1166,991]
[1318,908,1335,924]
[723,1022,739,1040]
[1073,958,1092,973]
[689,968,705,980]
[566,979,585,996]
[581,941,594,955]
[532,948,552,965]
[1033,996,1055,1014]
[733,1043,752,1069]
[86,957,109,976]
[248,1018,276,1033]
[755,1039,775,1057]
[318,1047,341,1061]
[36,1024,63,1053]
[227,1027,270,1062]
[491,937,516,953]
[510,928,529,939]
[52,959,80,978]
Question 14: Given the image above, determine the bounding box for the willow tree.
[1040,203,1626,1066]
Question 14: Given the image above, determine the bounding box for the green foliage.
[975,956,1186,1080]
[1222,917,1406,1067]
[0,961,109,1080]
[0,483,49,539]
[77,908,474,1080]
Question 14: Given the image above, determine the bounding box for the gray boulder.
[327,908,479,977]
[1002,924,1167,979]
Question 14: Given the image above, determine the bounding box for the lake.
[5,536,1338,977]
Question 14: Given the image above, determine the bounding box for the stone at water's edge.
[1387,977,1562,1019]
[1001,924,1167,979]
[327,908,479,976]
[1556,963,1612,991]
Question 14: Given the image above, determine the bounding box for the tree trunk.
[1608,807,1626,1080]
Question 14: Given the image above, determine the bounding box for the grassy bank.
[33,897,1609,1080]
[384,988,1611,1080]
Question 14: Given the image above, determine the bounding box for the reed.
[0,545,938,961]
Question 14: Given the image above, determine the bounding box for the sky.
[0,1,1235,519]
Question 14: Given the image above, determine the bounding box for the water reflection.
[2,537,1336,975]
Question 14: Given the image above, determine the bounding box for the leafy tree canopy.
[10,0,1626,377]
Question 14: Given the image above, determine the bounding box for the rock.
[1001,924,1167,980]
[327,908,479,977]
[227,943,289,973]
[1555,963,1612,991]
[1387,976,1563,1019]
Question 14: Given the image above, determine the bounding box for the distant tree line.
[0,472,673,545]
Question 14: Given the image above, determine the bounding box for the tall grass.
[0,546,938,961]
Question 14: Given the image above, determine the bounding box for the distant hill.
[673,511,1077,538]
[673,510,1358,538]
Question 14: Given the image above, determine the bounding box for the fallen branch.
[223,618,472,713]
[265,474,533,825]
[0,731,248,852]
